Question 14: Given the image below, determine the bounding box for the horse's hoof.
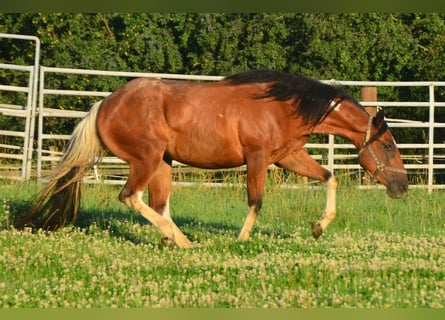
[311,221,323,240]
[161,237,176,247]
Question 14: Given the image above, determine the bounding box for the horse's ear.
[373,109,385,127]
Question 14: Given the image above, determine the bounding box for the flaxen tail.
[15,101,104,230]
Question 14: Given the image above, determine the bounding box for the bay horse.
[15,70,408,248]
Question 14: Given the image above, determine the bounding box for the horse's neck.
[311,102,369,149]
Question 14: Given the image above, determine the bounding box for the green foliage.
[1,13,444,149]
[2,13,443,79]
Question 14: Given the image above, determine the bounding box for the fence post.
[428,84,435,193]
[361,87,377,185]
[361,86,377,117]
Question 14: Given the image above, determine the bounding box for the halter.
[358,115,407,180]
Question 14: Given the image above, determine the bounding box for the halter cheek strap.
[358,116,407,180]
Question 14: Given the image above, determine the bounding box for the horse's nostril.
[386,179,409,199]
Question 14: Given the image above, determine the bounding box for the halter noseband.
[358,115,407,180]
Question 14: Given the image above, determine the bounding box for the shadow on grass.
[6,199,277,247]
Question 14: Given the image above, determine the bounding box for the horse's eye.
[385,144,393,151]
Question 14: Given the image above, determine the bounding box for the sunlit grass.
[0,178,444,307]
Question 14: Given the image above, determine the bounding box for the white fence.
[34,66,445,192]
[0,32,444,191]
[0,33,40,180]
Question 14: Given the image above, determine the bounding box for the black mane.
[225,70,357,126]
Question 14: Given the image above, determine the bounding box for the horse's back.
[96,77,302,168]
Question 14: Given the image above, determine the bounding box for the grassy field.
[0,177,444,308]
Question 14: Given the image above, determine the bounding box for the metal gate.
[2,33,445,192]
[0,33,40,180]
[37,66,445,192]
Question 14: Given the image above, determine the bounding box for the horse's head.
[357,109,408,198]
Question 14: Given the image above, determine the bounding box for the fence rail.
[33,66,445,192]
[0,33,40,180]
[1,34,445,191]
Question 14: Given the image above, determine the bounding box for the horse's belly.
[166,135,244,169]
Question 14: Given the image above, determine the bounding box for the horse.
[15,70,408,248]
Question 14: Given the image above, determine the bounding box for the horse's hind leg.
[277,149,337,239]
[148,160,173,222]
[120,159,191,248]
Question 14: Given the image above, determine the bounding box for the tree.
[1,13,444,149]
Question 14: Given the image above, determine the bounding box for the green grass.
[0,178,444,307]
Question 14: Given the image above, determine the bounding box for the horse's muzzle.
[386,180,409,199]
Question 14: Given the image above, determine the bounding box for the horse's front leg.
[238,153,269,241]
[276,149,337,239]
[311,175,337,239]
